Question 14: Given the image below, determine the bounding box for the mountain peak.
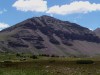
[94,28,100,38]
[95,28,100,31]
[41,15,53,18]
[31,15,54,20]
[39,15,60,21]
[0,16,100,57]
[94,28,100,33]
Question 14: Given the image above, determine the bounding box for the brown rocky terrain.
[94,28,100,38]
[0,15,100,57]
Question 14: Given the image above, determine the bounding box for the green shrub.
[39,54,50,57]
[16,53,21,57]
[30,55,38,59]
[51,54,59,57]
[20,58,26,61]
[3,60,12,63]
[76,60,94,64]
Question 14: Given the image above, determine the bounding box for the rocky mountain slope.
[94,28,100,38]
[0,15,100,57]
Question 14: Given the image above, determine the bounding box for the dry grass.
[0,53,100,75]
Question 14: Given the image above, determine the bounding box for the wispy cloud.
[0,9,7,15]
[0,22,10,30]
[47,1,100,15]
[12,0,47,12]
[12,0,100,15]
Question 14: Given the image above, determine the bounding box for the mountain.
[94,28,100,38]
[0,15,100,57]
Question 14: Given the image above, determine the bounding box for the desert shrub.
[3,60,12,63]
[76,60,94,64]
[30,55,38,59]
[16,53,21,57]
[20,58,26,61]
[51,54,59,57]
[39,54,50,57]
[51,55,56,57]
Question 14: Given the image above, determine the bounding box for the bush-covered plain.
[0,53,100,75]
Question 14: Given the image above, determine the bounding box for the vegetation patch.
[76,60,94,64]
[30,55,38,59]
[0,53,99,75]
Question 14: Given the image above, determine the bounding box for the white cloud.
[12,0,47,12]
[0,23,10,30]
[89,28,93,31]
[47,1,100,15]
[0,9,7,15]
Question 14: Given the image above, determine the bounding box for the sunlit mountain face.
[0,15,100,57]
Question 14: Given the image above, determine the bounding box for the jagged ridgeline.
[0,15,100,57]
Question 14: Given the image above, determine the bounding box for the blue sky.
[0,0,100,30]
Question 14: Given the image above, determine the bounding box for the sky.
[0,0,100,30]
